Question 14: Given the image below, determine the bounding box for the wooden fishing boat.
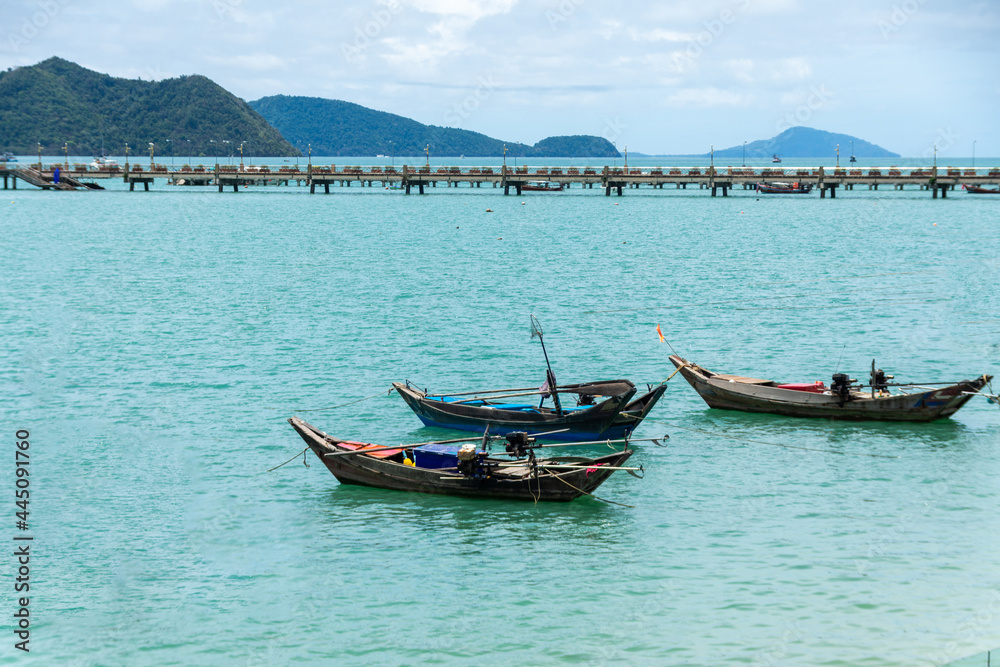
[288,417,635,501]
[963,184,1000,194]
[756,181,812,194]
[392,379,646,440]
[669,355,992,422]
[392,315,666,440]
[521,181,564,192]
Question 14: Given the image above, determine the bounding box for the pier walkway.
[3,163,998,199]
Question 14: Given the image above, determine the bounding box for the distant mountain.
[0,57,298,157]
[710,127,899,159]
[249,95,620,158]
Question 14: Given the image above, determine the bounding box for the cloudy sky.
[2,0,997,156]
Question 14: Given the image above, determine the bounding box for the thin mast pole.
[532,315,562,415]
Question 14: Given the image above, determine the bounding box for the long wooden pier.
[3,163,998,199]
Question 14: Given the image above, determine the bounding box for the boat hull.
[756,182,812,194]
[607,384,668,438]
[669,355,991,422]
[289,418,632,501]
[392,381,637,440]
[963,184,1000,194]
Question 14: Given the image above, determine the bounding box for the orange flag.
[656,324,665,343]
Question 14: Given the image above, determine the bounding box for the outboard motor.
[872,368,893,395]
[504,431,535,458]
[831,373,854,405]
[457,444,479,476]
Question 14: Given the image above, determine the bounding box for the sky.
[2,0,998,156]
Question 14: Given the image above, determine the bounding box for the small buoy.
[615,203,619,205]
[521,202,525,205]
[622,241,627,244]
[933,223,937,226]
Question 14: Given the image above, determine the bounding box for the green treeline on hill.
[0,58,903,161]
[249,95,621,158]
[0,57,298,157]
[0,57,619,159]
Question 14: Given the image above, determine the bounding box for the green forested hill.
[249,95,620,158]
[0,57,298,157]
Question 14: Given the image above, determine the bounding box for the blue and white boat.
[392,379,665,441]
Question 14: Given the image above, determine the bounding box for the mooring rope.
[266,447,310,473]
[664,364,688,383]
[550,472,635,508]
[642,418,899,459]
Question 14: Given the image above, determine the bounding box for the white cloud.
[768,57,811,82]
[0,0,996,154]
[381,37,451,70]
[665,87,747,108]
[207,54,286,72]
[596,19,624,40]
[726,58,755,84]
[628,28,697,43]
[404,0,516,21]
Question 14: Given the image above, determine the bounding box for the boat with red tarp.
[288,417,636,501]
[669,354,992,421]
[963,184,1000,194]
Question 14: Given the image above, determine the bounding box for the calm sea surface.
[3,164,999,666]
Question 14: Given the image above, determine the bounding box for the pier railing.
[3,163,998,198]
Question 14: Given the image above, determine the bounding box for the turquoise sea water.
[3,173,999,666]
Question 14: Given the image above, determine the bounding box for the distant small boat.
[756,181,812,194]
[849,140,857,163]
[89,156,119,170]
[522,181,564,192]
[376,154,386,158]
[963,184,1000,194]
[771,154,782,163]
[1,152,17,163]
[849,155,857,163]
